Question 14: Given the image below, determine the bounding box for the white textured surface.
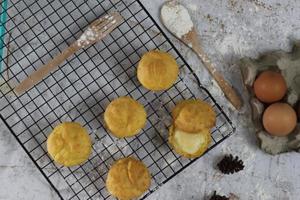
[1,0,300,199]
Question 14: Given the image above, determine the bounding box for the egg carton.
[240,42,300,155]
[0,0,234,199]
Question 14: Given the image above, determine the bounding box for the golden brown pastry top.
[104,96,147,138]
[137,50,179,91]
[172,99,216,133]
[106,157,151,200]
[47,122,92,167]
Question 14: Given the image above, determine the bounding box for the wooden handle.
[210,69,243,110]
[14,43,80,95]
[191,37,243,110]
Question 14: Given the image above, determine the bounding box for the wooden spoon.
[14,12,123,95]
[161,2,243,110]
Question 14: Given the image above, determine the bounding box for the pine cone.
[209,191,229,200]
[217,154,244,174]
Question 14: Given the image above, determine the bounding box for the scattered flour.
[217,34,253,57]
[77,13,120,47]
[161,2,194,38]
[207,79,224,99]
[77,27,98,47]
[186,4,198,12]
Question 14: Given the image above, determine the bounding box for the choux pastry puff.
[104,96,147,138]
[47,122,92,167]
[169,99,216,158]
[106,157,151,200]
[137,50,179,91]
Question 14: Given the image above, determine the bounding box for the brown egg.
[254,71,287,103]
[263,103,297,136]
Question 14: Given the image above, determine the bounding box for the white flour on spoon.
[161,1,194,38]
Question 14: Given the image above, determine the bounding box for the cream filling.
[174,129,206,154]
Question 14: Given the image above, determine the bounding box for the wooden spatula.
[161,2,243,110]
[14,12,123,95]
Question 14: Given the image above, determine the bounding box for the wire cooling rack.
[0,0,235,199]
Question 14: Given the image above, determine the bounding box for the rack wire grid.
[0,0,235,199]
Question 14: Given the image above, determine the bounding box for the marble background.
[1,0,300,199]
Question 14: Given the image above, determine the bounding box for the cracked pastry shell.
[168,125,211,158]
[106,157,151,200]
[172,99,216,133]
[47,122,92,167]
[104,96,147,138]
[137,50,179,91]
